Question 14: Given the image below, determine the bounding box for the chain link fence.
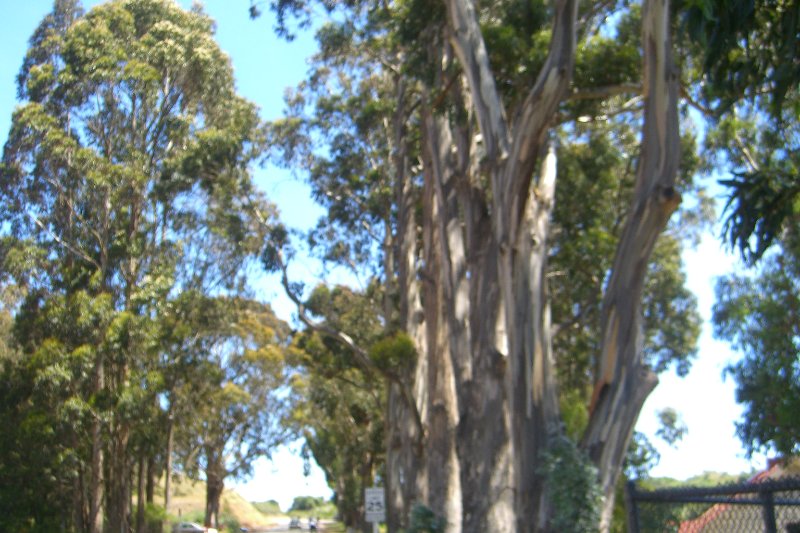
[626,477,800,532]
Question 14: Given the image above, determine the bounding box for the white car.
[172,521,218,533]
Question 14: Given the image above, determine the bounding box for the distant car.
[172,522,218,533]
[289,517,301,529]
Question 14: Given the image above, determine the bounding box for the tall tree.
[1,1,270,531]
[261,0,696,530]
[175,296,291,528]
[287,283,389,530]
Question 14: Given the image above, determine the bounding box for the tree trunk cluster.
[380,0,681,530]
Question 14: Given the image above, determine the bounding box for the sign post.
[365,486,385,533]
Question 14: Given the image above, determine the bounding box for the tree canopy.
[2,0,796,531]
[0,1,286,531]
[259,0,704,530]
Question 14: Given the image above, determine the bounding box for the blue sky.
[0,0,768,511]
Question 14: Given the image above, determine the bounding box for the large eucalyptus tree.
[261,0,694,530]
[1,1,272,531]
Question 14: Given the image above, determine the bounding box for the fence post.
[625,480,641,533]
[762,489,777,533]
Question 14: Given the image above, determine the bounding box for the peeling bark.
[279,0,682,530]
[508,144,561,533]
[440,0,578,530]
[387,76,427,533]
[421,113,463,531]
[581,0,681,529]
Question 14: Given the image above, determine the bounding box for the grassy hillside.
[162,476,283,531]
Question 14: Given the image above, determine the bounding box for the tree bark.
[146,455,155,504]
[420,114,463,531]
[106,423,131,533]
[386,75,427,533]
[137,455,146,533]
[436,0,577,530]
[164,410,174,517]
[581,0,681,530]
[508,144,561,533]
[89,358,104,533]
[205,461,225,529]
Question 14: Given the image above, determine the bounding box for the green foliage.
[680,0,800,263]
[551,120,702,413]
[145,502,168,523]
[625,409,686,480]
[642,471,751,490]
[642,237,701,376]
[407,504,447,533]
[700,99,800,263]
[288,285,386,529]
[252,500,282,514]
[540,437,602,532]
[655,408,688,446]
[219,512,241,533]
[682,0,800,119]
[624,432,662,480]
[712,234,800,456]
[0,354,74,532]
[559,387,590,441]
[0,1,279,530]
[368,332,417,375]
[719,166,800,264]
[290,495,326,511]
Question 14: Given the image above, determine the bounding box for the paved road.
[249,520,329,532]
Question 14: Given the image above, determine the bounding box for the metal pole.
[625,480,641,533]
[762,490,777,533]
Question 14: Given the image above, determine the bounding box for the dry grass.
[159,476,283,530]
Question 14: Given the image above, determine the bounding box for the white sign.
[365,487,386,523]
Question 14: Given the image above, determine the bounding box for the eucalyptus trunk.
[105,423,131,533]
[205,461,225,529]
[137,455,147,533]
[386,75,428,533]
[164,410,174,516]
[89,356,104,533]
[384,0,680,530]
[581,0,681,529]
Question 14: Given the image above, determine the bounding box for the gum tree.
[261,0,695,530]
[1,1,272,530]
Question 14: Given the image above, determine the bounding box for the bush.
[289,495,325,512]
[408,504,446,533]
[252,500,282,515]
[219,512,240,532]
[540,436,602,532]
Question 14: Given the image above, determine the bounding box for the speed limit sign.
[365,487,385,523]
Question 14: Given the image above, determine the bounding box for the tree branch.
[503,0,578,239]
[278,252,371,365]
[246,196,426,442]
[569,83,641,101]
[32,214,101,271]
[445,0,510,162]
[679,84,715,117]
